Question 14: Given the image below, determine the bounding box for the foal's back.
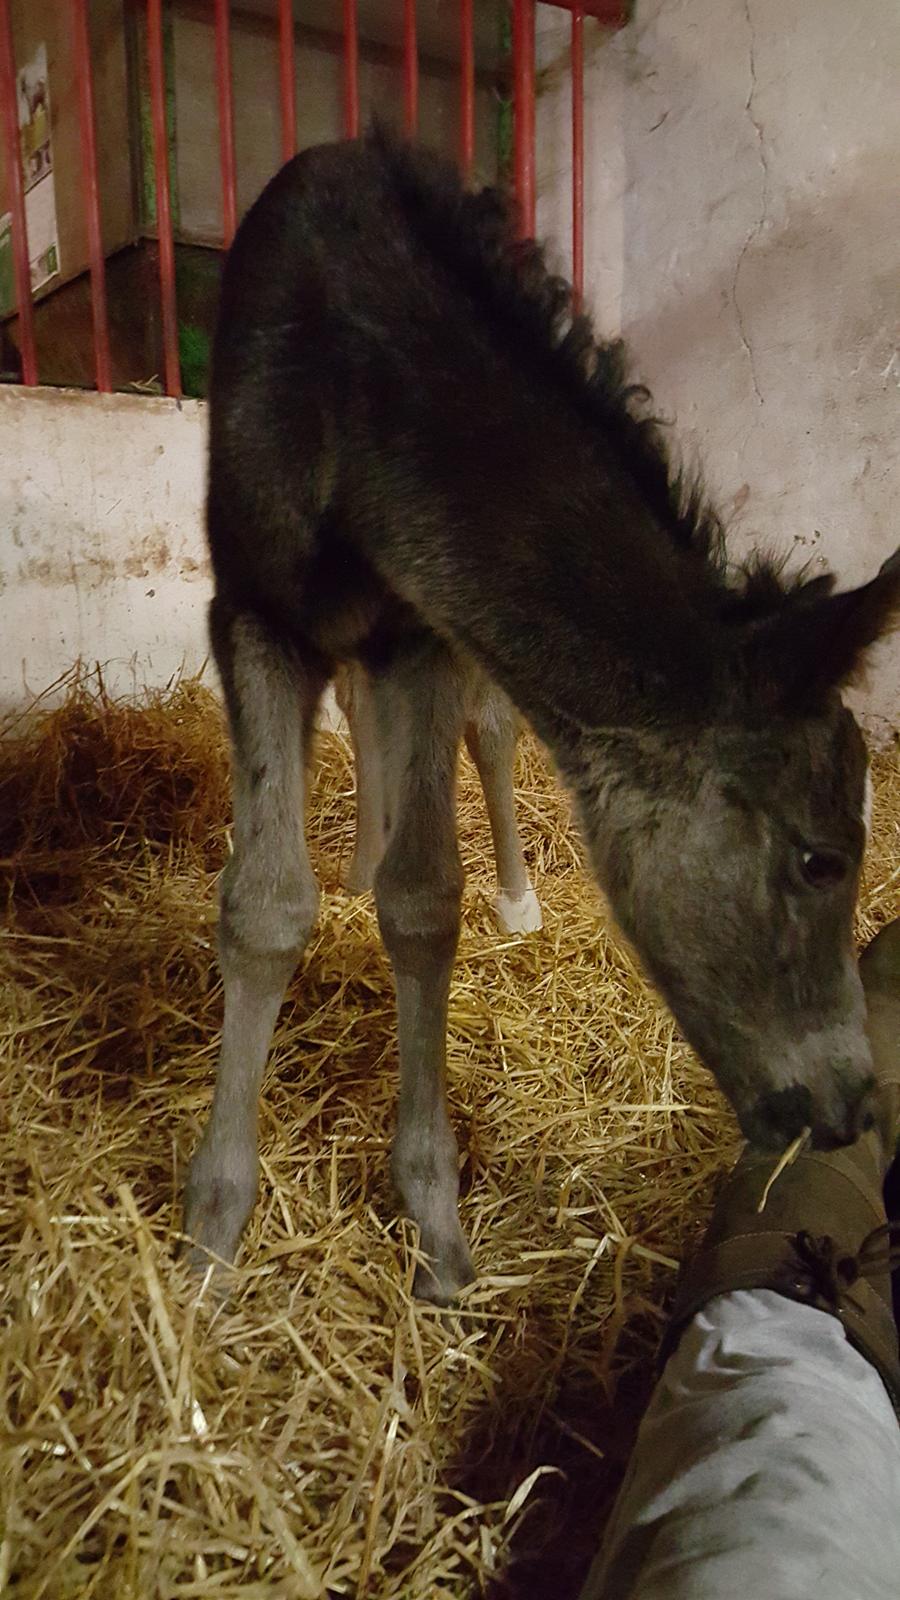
[206,132,666,709]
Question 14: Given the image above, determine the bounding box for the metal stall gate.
[0,1,627,398]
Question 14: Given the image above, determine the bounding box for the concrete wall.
[539,0,899,739]
[0,387,355,727]
[0,387,210,713]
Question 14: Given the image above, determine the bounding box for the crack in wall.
[732,0,769,406]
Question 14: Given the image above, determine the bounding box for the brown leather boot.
[665,919,900,1412]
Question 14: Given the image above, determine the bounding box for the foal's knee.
[219,850,320,976]
[374,849,464,976]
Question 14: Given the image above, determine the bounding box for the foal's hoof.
[494,885,543,935]
[179,1242,237,1301]
[182,1166,255,1276]
[412,1236,476,1307]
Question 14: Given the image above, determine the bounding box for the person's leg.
[581,921,900,1600]
[582,1290,900,1600]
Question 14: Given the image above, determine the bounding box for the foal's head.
[589,550,900,1151]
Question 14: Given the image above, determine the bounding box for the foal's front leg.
[183,603,323,1270]
[372,640,474,1304]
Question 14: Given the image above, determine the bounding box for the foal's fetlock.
[393,1137,473,1304]
[182,1135,258,1272]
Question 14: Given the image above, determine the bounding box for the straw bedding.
[2,673,898,1599]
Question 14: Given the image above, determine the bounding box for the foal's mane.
[369,124,801,619]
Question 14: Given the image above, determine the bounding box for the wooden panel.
[0,0,136,307]
[1,238,223,393]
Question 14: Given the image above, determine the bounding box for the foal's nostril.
[750,1084,814,1147]
[829,1079,878,1146]
[752,1081,810,1145]
[745,1078,879,1152]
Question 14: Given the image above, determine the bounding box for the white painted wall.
[0,387,211,713]
[538,0,899,740]
[0,387,353,727]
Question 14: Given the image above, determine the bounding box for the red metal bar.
[278,0,296,162]
[146,0,181,397]
[72,0,111,390]
[543,0,626,20]
[512,0,536,237]
[343,0,359,139]
[571,5,584,310]
[214,0,237,246]
[0,0,37,384]
[403,0,418,136]
[459,0,474,178]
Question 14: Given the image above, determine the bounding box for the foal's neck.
[430,445,722,752]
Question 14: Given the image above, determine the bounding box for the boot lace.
[790,1223,900,1313]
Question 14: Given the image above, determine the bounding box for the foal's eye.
[799,847,849,890]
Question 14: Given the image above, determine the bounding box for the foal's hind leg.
[183,602,325,1269]
[371,637,474,1304]
[335,662,386,895]
[465,684,542,935]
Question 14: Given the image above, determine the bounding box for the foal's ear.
[748,546,900,710]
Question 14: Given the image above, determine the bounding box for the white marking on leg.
[494,883,543,934]
[862,767,873,838]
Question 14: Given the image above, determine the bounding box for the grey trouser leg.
[581,1289,900,1600]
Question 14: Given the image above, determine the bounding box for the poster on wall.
[0,42,61,318]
